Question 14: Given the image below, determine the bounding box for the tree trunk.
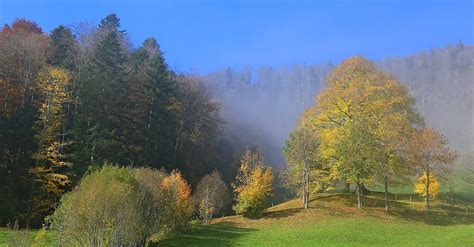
[303,167,309,209]
[344,181,350,193]
[356,182,362,209]
[450,185,455,209]
[21,78,28,108]
[204,187,210,223]
[426,172,430,212]
[384,175,389,212]
[4,87,10,114]
[358,183,370,195]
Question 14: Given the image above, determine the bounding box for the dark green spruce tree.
[129,37,178,167]
[49,25,77,71]
[73,14,131,171]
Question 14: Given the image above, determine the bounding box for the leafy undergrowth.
[157,193,474,246]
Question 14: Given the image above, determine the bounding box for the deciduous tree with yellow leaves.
[415,172,440,200]
[161,170,194,233]
[232,148,273,218]
[31,67,72,220]
[301,56,422,210]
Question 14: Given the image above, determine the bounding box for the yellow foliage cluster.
[301,56,421,187]
[414,172,440,199]
[233,149,273,218]
[161,170,194,233]
[31,66,72,218]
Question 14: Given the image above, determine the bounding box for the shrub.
[50,165,153,246]
[194,171,231,223]
[51,165,195,245]
[132,167,167,234]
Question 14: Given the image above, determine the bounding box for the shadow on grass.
[310,192,474,226]
[264,208,304,219]
[153,222,256,246]
[388,207,474,226]
[361,192,474,226]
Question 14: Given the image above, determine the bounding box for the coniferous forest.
[0,15,225,227]
[0,9,473,247]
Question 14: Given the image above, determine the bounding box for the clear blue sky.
[0,0,473,74]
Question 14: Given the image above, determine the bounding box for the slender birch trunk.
[384,175,389,212]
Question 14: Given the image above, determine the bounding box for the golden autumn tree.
[302,56,421,209]
[415,172,440,200]
[366,84,421,211]
[232,148,273,218]
[408,128,457,212]
[161,170,193,233]
[31,67,72,219]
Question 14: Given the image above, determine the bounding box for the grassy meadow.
[157,192,474,247]
[1,191,473,246]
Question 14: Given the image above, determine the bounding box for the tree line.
[0,14,225,227]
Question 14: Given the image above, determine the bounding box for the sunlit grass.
[158,192,474,246]
[1,191,473,246]
[0,228,57,247]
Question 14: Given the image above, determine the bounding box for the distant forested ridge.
[201,44,473,167]
[379,44,473,156]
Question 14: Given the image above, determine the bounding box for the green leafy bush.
[50,165,152,246]
[50,165,194,245]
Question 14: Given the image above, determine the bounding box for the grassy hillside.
[1,192,473,246]
[157,193,474,246]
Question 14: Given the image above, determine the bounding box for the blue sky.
[0,0,473,74]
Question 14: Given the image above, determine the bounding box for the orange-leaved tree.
[408,128,457,211]
[161,170,193,233]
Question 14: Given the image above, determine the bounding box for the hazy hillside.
[380,43,474,156]
[202,44,473,167]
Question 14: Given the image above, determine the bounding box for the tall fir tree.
[73,14,130,170]
[129,37,177,167]
[49,25,77,71]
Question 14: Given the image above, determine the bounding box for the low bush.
[50,165,193,246]
[51,165,151,246]
[194,171,231,223]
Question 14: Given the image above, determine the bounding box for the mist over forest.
[202,44,473,168]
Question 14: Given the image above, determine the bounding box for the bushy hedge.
[50,165,193,246]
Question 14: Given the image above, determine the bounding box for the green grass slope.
[158,193,474,247]
[0,228,57,247]
[1,192,472,246]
